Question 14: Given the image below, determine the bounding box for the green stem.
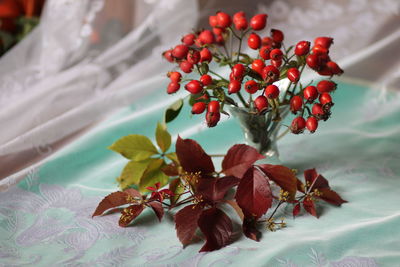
[208,70,228,82]
[237,91,249,108]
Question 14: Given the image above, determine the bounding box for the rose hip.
[200,74,212,86]
[180,61,193,73]
[172,44,189,59]
[287,68,300,83]
[207,100,220,113]
[262,65,280,82]
[206,111,220,127]
[181,33,196,46]
[319,92,333,105]
[198,30,215,45]
[303,86,318,102]
[254,95,269,112]
[270,48,283,60]
[228,79,241,94]
[265,84,280,99]
[290,95,303,113]
[290,116,306,134]
[167,82,180,94]
[187,50,200,64]
[251,59,265,75]
[244,80,259,94]
[294,41,310,56]
[168,71,182,83]
[200,48,212,63]
[271,29,284,43]
[314,36,333,49]
[216,12,231,28]
[317,80,337,93]
[306,117,318,133]
[248,33,261,49]
[192,102,206,114]
[250,14,267,30]
[185,80,203,94]
[163,50,174,62]
[259,45,272,60]
[232,63,245,80]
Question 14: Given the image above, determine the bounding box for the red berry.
[186,50,200,64]
[290,117,306,134]
[319,92,332,105]
[216,12,231,28]
[251,59,265,75]
[314,37,333,49]
[185,80,203,94]
[200,74,212,86]
[233,11,247,30]
[250,14,267,30]
[228,80,241,94]
[294,41,310,56]
[232,63,245,80]
[181,33,195,46]
[326,61,343,75]
[209,15,218,27]
[247,32,261,49]
[244,80,259,94]
[163,50,174,62]
[213,27,224,36]
[198,30,215,45]
[312,103,324,117]
[306,117,318,133]
[200,48,212,63]
[265,84,280,99]
[306,54,322,70]
[167,82,180,94]
[270,48,283,60]
[287,68,300,83]
[172,44,189,59]
[259,45,272,60]
[303,86,318,102]
[215,34,224,45]
[317,80,336,93]
[207,100,220,113]
[271,59,282,68]
[192,102,206,114]
[271,29,284,43]
[254,95,269,112]
[206,111,220,127]
[290,95,303,113]
[262,36,273,46]
[179,61,193,73]
[312,44,328,55]
[262,65,280,82]
[168,71,182,83]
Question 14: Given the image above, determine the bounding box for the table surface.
[1,81,400,266]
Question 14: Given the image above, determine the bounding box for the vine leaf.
[138,158,169,192]
[258,164,298,201]
[117,159,153,189]
[196,176,240,203]
[242,216,261,241]
[92,191,137,217]
[156,122,171,152]
[165,98,183,123]
[222,144,265,178]
[148,201,164,222]
[169,178,184,205]
[235,167,272,219]
[176,136,215,174]
[109,135,158,161]
[175,204,203,247]
[198,207,233,252]
[303,198,318,218]
[119,204,145,227]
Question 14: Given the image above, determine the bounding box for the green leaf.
[139,159,169,192]
[200,62,209,74]
[109,135,158,160]
[165,99,183,123]
[169,178,185,205]
[117,159,153,189]
[156,122,171,152]
[166,152,179,164]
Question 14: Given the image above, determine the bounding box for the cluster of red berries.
[162,11,343,132]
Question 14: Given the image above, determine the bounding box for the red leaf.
[293,203,301,217]
[319,188,348,206]
[242,216,261,241]
[148,201,164,221]
[118,204,145,227]
[92,191,134,217]
[198,207,233,252]
[196,176,240,203]
[222,144,265,178]
[124,188,142,199]
[176,136,214,174]
[303,198,318,218]
[235,167,272,219]
[258,164,298,201]
[161,163,180,176]
[175,204,203,246]
[304,169,329,190]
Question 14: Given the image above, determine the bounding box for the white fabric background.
[0,0,399,191]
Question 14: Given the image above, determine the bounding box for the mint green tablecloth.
[1,81,400,266]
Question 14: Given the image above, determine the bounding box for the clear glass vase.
[228,105,290,159]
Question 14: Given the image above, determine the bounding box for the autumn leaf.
[198,207,233,252]
[148,201,164,222]
[258,164,298,201]
[292,203,301,218]
[175,204,203,246]
[196,176,240,203]
[161,163,180,177]
[119,204,145,227]
[242,216,261,241]
[319,188,347,206]
[92,191,139,217]
[156,122,171,152]
[235,167,272,219]
[222,144,265,178]
[176,136,214,174]
[109,134,158,161]
[117,159,153,189]
[303,198,318,218]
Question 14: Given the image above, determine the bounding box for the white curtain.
[0,0,399,191]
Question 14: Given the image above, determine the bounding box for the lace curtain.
[0,0,399,191]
